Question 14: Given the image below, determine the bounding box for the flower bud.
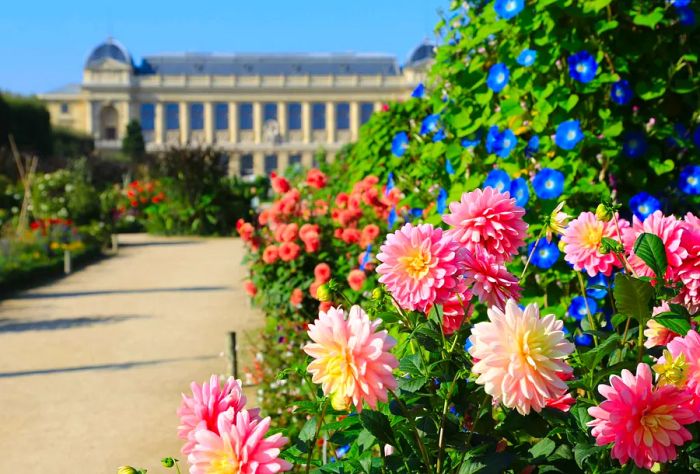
[161,457,177,468]
[595,203,613,222]
[116,467,138,474]
[372,287,383,300]
[316,284,331,302]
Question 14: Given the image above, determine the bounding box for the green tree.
[121,119,145,163]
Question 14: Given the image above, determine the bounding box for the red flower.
[306,169,327,189]
[319,301,332,312]
[290,288,303,306]
[347,269,366,291]
[314,263,331,283]
[341,228,361,245]
[278,242,301,261]
[243,281,257,297]
[280,223,298,243]
[271,173,291,194]
[262,245,279,264]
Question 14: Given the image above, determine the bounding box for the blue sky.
[0,0,448,95]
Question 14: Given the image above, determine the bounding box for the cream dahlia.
[304,305,398,411]
[376,223,465,312]
[442,187,527,263]
[562,211,628,276]
[469,299,574,415]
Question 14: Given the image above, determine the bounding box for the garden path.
[0,233,261,473]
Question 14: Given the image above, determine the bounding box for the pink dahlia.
[376,223,465,312]
[443,187,527,263]
[469,299,574,415]
[644,303,679,349]
[588,363,695,469]
[622,211,687,279]
[666,331,700,403]
[462,248,521,311]
[304,305,398,411]
[177,375,255,455]
[675,213,700,313]
[188,409,292,474]
[562,212,628,277]
[441,289,474,336]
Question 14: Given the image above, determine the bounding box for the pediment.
[85,57,132,72]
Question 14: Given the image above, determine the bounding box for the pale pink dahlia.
[462,248,521,311]
[442,187,527,263]
[376,223,465,312]
[562,212,628,277]
[178,375,255,455]
[188,409,292,474]
[588,363,695,469]
[622,211,687,279]
[675,213,700,313]
[644,303,679,349]
[468,299,574,415]
[304,305,398,411]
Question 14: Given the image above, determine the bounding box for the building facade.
[40,39,433,176]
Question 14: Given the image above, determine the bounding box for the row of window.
[240,153,314,176]
[140,102,375,132]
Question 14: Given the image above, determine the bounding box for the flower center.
[566,130,577,140]
[400,250,432,279]
[582,223,604,249]
[209,450,239,473]
[545,179,554,189]
[506,1,516,11]
[576,63,586,73]
[638,411,675,447]
[497,72,505,83]
[688,176,698,186]
[639,204,649,215]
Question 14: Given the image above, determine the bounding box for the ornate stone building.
[40,38,433,175]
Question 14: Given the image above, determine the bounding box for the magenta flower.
[377,223,465,312]
[675,213,700,313]
[622,211,688,279]
[462,248,521,311]
[562,212,629,276]
[442,187,527,263]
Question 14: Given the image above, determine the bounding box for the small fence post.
[64,250,72,274]
[228,331,238,380]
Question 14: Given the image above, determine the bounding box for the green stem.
[175,461,182,474]
[455,393,491,473]
[520,227,546,281]
[436,381,459,473]
[576,271,598,346]
[389,390,433,473]
[305,399,329,473]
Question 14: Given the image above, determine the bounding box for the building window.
[264,155,278,175]
[288,154,302,167]
[263,103,277,122]
[105,127,117,140]
[240,154,254,176]
[360,102,374,124]
[140,103,155,131]
[60,103,69,114]
[312,103,326,130]
[287,103,302,130]
[190,103,204,130]
[239,103,253,130]
[336,103,350,130]
[165,103,179,130]
[215,103,229,130]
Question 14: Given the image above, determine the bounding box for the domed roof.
[85,38,132,68]
[406,40,435,67]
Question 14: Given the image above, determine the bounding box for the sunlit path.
[0,234,260,473]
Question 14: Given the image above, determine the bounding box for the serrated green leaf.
[359,410,395,447]
[652,313,691,335]
[580,334,621,368]
[529,438,556,459]
[633,232,668,278]
[299,418,318,442]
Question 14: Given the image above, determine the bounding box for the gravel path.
[0,234,261,473]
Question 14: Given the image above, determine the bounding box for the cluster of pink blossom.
[178,375,291,473]
[376,186,527,334]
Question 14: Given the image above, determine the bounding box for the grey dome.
[406,41,435,67]
[85,38,131,68]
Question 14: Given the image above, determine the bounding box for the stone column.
[118,101,129,140]
[302,102,311,144]
[155,103,164,145]
[228,153,240,177]
[302,151,314,169]
[86,101,95,138]
[229,102,238,143]
[253,102,262,143]
[326,101,335,144]
[204,102,214,144]
[253,151,265,176]
[277,101,287,141]
[278,151,289,173]
[180,102,189,145]
[350,101,359,140]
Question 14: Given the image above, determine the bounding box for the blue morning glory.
[433,128,446,142]
[629,192,661,221]
[388,206,397,227]
[671,0,691,7]
[622,131,648,158]
[484,169,511,193]
[532,168,565,199]
[555,120,584,150]
[517,49,537,67]
[529,239,560,269]
[610,79,633,105]
[486,126,517,158]
[568,51,598,83]
[410,208,423,219]
[359,245,372,271]
[437,188,447,214]
[693,125,700,148]
[510,177,530,207]
[487,63,510,93]
[464,338,472,352]
[494,0,524,20]
[575,333,594,347]
[411,83,425,99]
[445,158,455,175]
[677,6,696,26]
[679,165,700,195]
[335,445,351,459]
[462,135,480,148]
[568,296,598,321]
[586,273,609,299]
[386,171,395,195]
[391,131,409,157]
[526,135,540,156]
[420,114,440,135]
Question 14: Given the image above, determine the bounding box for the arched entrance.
[100,105,119,140]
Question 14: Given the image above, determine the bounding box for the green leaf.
[398,374,428,393]
[602,121,623,138]
[359,410,395,447]
[529,438,556,459]
[574,443,600,469]
[399,353,425,377]
[299,418,318,442]
[653,312,691,335]
[632,8,665,29]
[580,334,621,368]
[571,404,592,432]
[649,158,675,175]
[613,273,653,322]
[635,78,666,100]
[633,232,668,278]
